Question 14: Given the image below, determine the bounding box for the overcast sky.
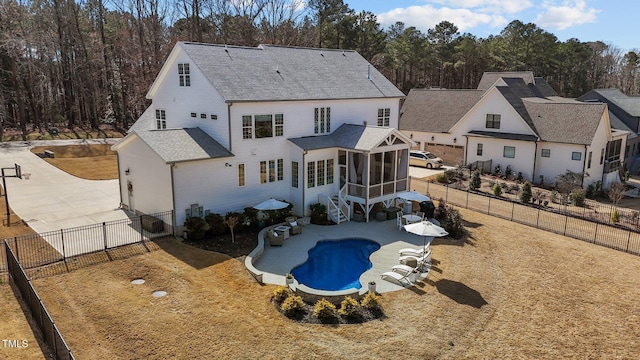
[342,0,637,52]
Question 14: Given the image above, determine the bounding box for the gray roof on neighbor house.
[609,111,638,139]
[583,89,640,117]
[477,71,535,90]
[179,42,405,102]
[132,127,233,163]
[289,124,402,151]
[523,100,606,145]
[399,89,484,133]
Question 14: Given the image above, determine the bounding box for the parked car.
[409,150,443,169]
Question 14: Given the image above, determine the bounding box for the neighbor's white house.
[112,42,412,229]
[399,71,627,188]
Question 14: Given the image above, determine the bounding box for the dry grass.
[31,210,640,359]
[30,144,117,180]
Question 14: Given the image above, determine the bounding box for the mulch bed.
[184,229,259,259]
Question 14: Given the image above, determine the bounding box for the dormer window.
[178,63,190,86]
[155,109,166,129]
[486,114,501,129]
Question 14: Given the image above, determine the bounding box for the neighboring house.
[112,42,411,230]
[578,89,640,174]
[400,71,627,188]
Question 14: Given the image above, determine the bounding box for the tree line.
[1,0,638,139]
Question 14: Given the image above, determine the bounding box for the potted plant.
[285,273,294,285]
[367,280,376,293]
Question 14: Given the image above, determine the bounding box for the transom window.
[541,149,550,157]
[155,109,166,129]
[242,114,284,139]
[572,152,582,161]
[178,63,191,86]
[377,108,390,127]
[503,146,515,158]
[314,107,331,134]
[477,143,483,156]
[486,114,501,129]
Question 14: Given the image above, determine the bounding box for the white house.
[112,42,410,229]
[399,71,627,188]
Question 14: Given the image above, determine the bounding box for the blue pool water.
[291,238,380,291]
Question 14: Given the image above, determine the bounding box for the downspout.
[116,151,123,208]
[532,141,538,184]
[581,144,588,187]
[170,163,177,236]
[227,102,233,152]
[463,135,469,165]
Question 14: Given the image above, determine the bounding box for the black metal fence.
[413,180,640,256]
[1,210,173,279]
[4,241,75,359]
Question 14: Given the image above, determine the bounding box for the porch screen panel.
[383,151,395,182]
[397,149,408,179]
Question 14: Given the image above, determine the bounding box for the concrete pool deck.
[249,218,439,294]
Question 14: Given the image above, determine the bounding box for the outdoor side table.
[274,225,290,240]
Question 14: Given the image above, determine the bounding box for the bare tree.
[608,182,626,206]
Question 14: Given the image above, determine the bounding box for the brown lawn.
[30,144,117,180]
[30,209,640,359]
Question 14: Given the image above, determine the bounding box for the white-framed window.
[155,109,166,129]
[477,143,483,156]
[327,159,334,184]
[541,148,550,157]
[307,161,316,188]
[238,163,245,187]
[255,115,273,138]
[178,63,190,86]
[190,112,196,117]
[200,113,206,119]
[260,159,284,184]
[242,115,252,139]
[503,146,515,158]
[211,114,218,120]
[292,161,299,188]
[317,160,325,186]
[275,114,284,136]
[587,151,592,169]
[572,152,581,161]
[377,108,390,126]
[486,114,501,129]
[314,107,330,134]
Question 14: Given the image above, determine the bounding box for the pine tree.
[469,170,481,191]
[519,181,532,203]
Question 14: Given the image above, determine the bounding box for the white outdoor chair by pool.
[396,212,404,231]
[398,246,430,257]
[380,264,418,286]
[399,248,432,270]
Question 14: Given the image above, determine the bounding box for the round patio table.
[402,214,422,224]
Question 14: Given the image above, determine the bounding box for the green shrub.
[469,170,481,191]
[309,202,327,224]
[280,295,305,317]
[184,216,208,240]
[519,181,532,203]
[272,286,291,303]
[571,188,586,207]
[360,292,381,311]
[516,171,524,183]
[585,184,595,199]
[440,205,465,239]
[313,298,337,322]
[435,172,449,184]
[492,183,502,197]
[505,165,513,179]
[611,209,621,223]
[338,296,360,319]
[204,213,226,235]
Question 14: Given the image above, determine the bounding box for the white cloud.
[378,5,508,33]
[534,0,599,30]
[426,0,533,14]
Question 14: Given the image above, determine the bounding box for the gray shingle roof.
[132,127,233,163]
[477,71,535,90]
[467,130,538,142]
[523,101,606,144]
[289,124,401,151]
[399,89,484,132]
[588,89,640,117]
[179,42,404,102]
[609,111,638,139]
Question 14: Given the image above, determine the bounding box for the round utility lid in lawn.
[131,279,145,285]
[152,290,167,298]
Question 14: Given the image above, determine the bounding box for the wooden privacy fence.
[412,179,640,256]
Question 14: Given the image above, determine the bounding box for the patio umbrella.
[404,220,448,250]
[396,191,431,202]
[252,198,289,211]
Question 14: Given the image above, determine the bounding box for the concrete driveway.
[0,139,129,234]
[408,164,450,179]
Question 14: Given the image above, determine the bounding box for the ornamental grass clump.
[338,296,361,320]
[313,298,337,323]
[281,295,305,318]
[272,286,290,304]
[360,292,381,312]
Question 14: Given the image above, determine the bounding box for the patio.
[247,218,438,293]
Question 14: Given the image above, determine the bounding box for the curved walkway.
[0,139,128,233]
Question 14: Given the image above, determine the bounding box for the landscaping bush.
[516,171,524,183]
[469,170,481,191]
[272,286,291,304]
[611,209,621,223]
[204,213,226,235]
[505,165,513,179]
[184,216,208,240]
[309,203,327,224]
[519,182,532,203]
[281,295,305,317]
[439,205,465,239]
[585,183,595,199]
[492,183,502,197]
[435,172,449,184]
[313,298,337,322]
[493,164,502,178]
[571,188,586,207]
[243,207,259,228]
[338,296,360,320]
[360,292,381,311]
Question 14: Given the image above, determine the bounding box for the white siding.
[466,137,536,180]
[534,142,586,186]
[302,148,340,214]
[116,136,172,214]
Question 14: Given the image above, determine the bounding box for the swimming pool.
[291,238,380,291]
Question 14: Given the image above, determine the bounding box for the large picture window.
[503,146,515,158]
[486,114,501,129]
[255,115,273,138]
[377,108,390,126]
[178,63,190,86]
[242,114,284,139]
[155,109,166,129]
[314,107,331,134]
